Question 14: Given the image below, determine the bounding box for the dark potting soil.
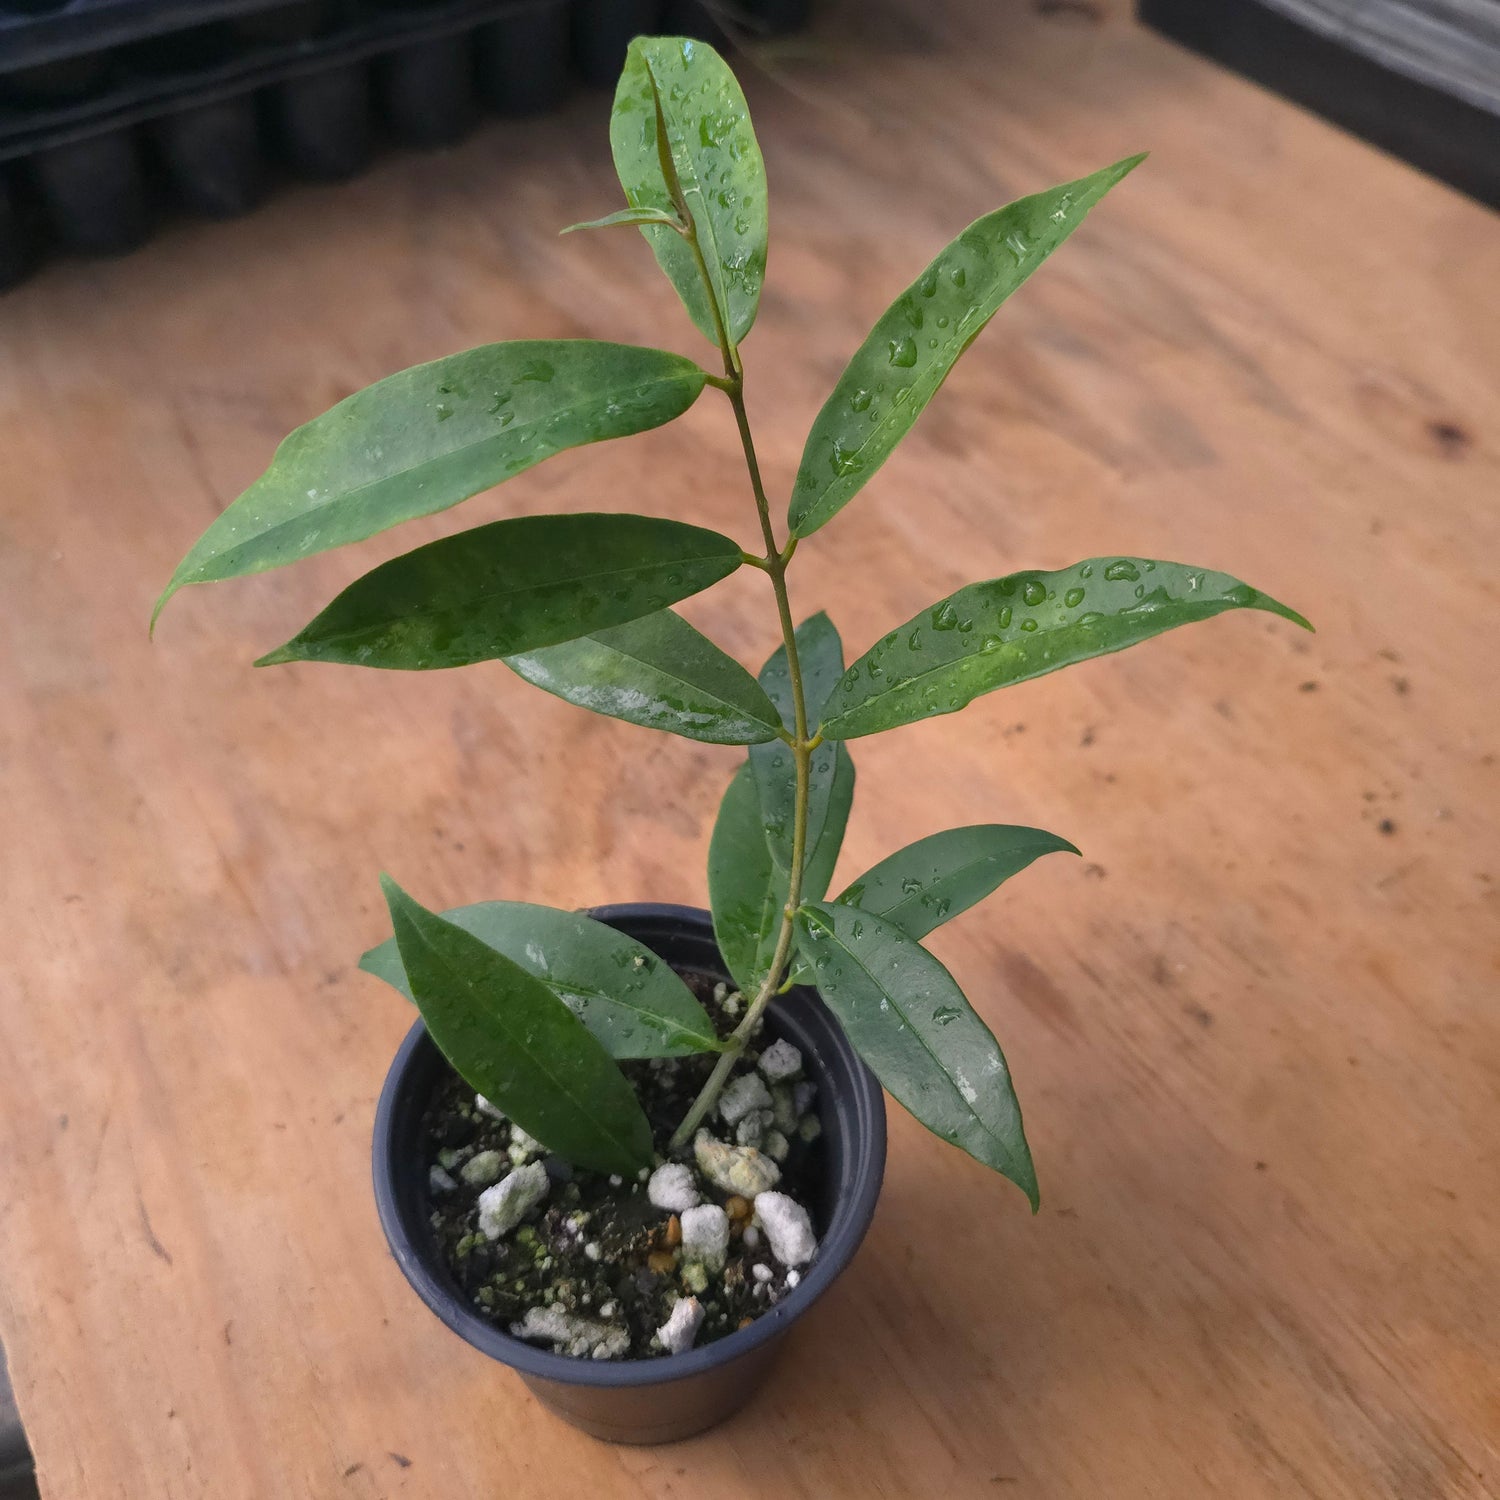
[421,970,823,1361]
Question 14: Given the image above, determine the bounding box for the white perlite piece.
[428,1165,458,1194]
[679,1204,729,1273]
[754,1191,818,1267]
[509,1125,542,1157]
[763,1128,790,1163]
[647,1162,699,1213]
[718,1073,772,1126]
[476,1160,549,1240]
[512,1306,629,1360]
[757,1038,803,1083]
[475,1093,505,1121]
[734,1108,772,1148]
[656,1296,705,1355]
[460,1149,503,1187]
[793,1081,817,1118]
[694,1132,780,1198]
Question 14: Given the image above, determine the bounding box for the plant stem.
[658,133,815,1152]
[667,380,812,1156]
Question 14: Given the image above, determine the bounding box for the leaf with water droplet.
[834,823,1079,946]
[787,154,1147,539]
[609,37,766,348]
[504,608,784,745]
[712,741,855,996]
[257,513,744,670]
[154,342,709,628]
[751,614,855,876]
[817,558,1311,739]
[362,898,720,1056]
[795,902,1038,1207]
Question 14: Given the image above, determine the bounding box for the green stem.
[653,89,813,1151]
[668,378,811,1156]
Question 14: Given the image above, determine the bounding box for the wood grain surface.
[2,0,1497,1494]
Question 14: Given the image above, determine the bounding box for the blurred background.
[1,0,1496,287]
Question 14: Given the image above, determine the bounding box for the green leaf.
[789,823,1073,986]
[380,877,654,1175]
[787,156,1145,539]
[256,513,743,669]
[153,341,708,626]
[611,36,767,348]
[798,901,1037,1208]
[838,825,1079,937]
[708,760,784,996]
[709,745,855,997]
[820,558,1312,739]
[361,900,721,1057]
[562,207,685,234]
[751,612,848,871]
[503,609,784,745]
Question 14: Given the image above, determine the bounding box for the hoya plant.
[157,40,1307,1232]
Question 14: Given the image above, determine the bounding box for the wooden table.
[2,1,1496,1494]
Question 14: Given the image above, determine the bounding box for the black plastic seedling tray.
[0,0,810,286]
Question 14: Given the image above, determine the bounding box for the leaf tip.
[149,578,180,637]
[253,642,299,668]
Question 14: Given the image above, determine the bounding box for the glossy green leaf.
[709,746,854,997]
[610,36,767,347]
[790,823,1074,986]
[153,341,708,626]
[798,901,1037,1207]
[708,760,783,996]
[562,207,684,234]
[820,558,1312,740]
[503,609,784,745]
[380,878,654,1175]
[838,825,1079,936]
[361,900,721,1057]
[788,156,1145,539]
[751,612,848,871]
[256,513,743,670]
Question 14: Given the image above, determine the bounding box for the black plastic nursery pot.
[372,903,887,1445]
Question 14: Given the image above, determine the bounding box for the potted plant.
[154,36,1309,1444]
